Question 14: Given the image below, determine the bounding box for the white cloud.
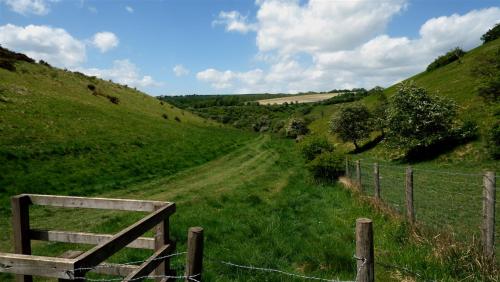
[0,24,86,67]
[213,10,257,33]
[202,4,500,93]
[125,6,134,13]
[173,64,189,77]
[196,68,264,91]
[0,0,58,16]
[255,0,406,55]
[91,32,119,53]
[79,59,163,89]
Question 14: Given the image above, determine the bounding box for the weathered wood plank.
[27,194,170,212]
[185,227,204,282]
[91,263,140,277]
[0,253,75,279]
[154,206,173,281]
[123,244,173,282]
[11,195,32,282]
[75,203,175,272]
[30,229,155,250]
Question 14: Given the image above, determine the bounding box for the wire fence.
[0,250,364,282]
[346,158,498,258]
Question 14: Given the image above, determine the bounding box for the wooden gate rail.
[1,194,176,281]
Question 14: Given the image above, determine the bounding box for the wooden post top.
[189,227,204,234]
[356,218,372,224]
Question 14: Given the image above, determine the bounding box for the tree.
[369,87,388,135]
[329,104,371,150]
[386,82,457,151]
[481,23,500,44]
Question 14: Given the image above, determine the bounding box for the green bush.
[306,152,344,181]
[386,82,457,152]
[298,135,334,161]
[487,122,500,160]
[285,118,309,138]
[426,47,466,72]
[481,23,500,44]
[472,48,500,102]
[0,59,16,72]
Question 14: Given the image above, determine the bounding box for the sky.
[0,0,499,96]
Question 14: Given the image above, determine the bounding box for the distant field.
[257,93,340,105]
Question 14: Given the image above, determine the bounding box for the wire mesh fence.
[346,158,498,258]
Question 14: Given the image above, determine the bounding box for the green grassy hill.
[0,54,255,210]
[308,38,500,170]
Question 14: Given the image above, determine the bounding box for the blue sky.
[0,0,499,95]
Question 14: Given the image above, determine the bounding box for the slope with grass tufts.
[0,49,255,211]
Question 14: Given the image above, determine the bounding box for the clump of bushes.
[472,48,500,102]
[0,59,16,72]
[297,134,344,182]
[426,47,466,72]
[0,45,35,63]
[174,116,181,122]
[107,95,120,105]
[162,113,169,120]
[86,84,119,104]
[299,135,334,161]
[306,151,345,182]
[39,60,51,67]
[285,118,309,138]
[487,121,500,160]
[481,23,500,44]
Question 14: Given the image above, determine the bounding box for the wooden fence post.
[374,163,380,200]
[405,167,415,224]
[356,218,374,282]
[356,160,362,191]
[186,227,204,282]
[11,195,33,282]
[345,157,350,178]
[154,205,173,282]
[482,171,496,258]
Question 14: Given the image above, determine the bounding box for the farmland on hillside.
[257,93,341,105]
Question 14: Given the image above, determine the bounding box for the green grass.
[0,61,255,210]
[303,39,500,266]
[0,136,481,281]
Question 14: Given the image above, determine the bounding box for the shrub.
[174,116,181,122]
[87,84,96,91]
[0,59,16,72]
[39,60,51,67]
[299,135,334,161]
[306,152,344,182]
[472,48,500,102]
[162,113,168,120]
[106,95,120,105]
[487,122,500,160]
[481,23,500,44]
[285,118,309,138]
[426,47,466,72]
[329,104,371,150]
[386,82,457,152]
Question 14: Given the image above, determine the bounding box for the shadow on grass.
[402,136,478,164]
[348,134,384,154]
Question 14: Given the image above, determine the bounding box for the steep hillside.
[0,51,255,210]
[307,38,500,169]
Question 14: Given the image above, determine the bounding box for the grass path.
[0,135,482,281]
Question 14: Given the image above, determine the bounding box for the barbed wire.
[220,259,357,282]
